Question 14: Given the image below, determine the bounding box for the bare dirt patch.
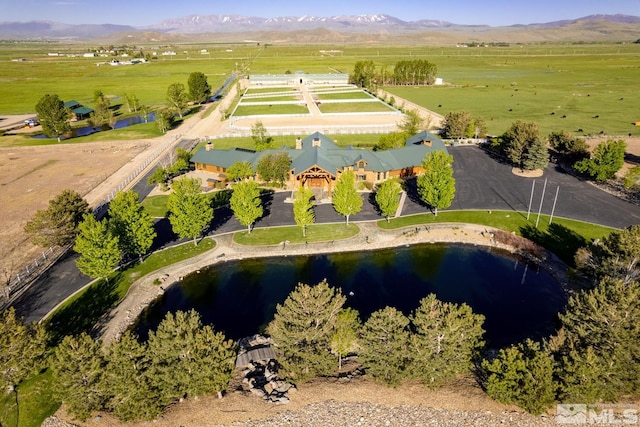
[0,138,149,275]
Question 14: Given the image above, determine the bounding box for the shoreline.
[97,221,568,345]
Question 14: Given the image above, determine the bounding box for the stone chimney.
[295,137,302,150]
[205,141,214,151]
[312,137,321,147]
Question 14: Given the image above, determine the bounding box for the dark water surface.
[135,243,566,348]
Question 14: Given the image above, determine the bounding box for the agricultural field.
[2,42,638,137]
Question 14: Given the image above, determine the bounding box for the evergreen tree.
[104,332,163,421]
[51,333,108,421]
[521,137,549,171]
[375,179,402,222]
[167,177,213,245]
[409,294,485,386]
[230,181,263,233]
[482,339,555,415]
[108,190,156,260]
[24,189,90,247]
[293,186,315,237]
[166,83,188,118]
[574,139,627,181]
[358,307,411,386]
[332,169,362,225]
[147,311,236,405]
[442,111,473,139]
[35,93,71,142]
[266,280,346,381]
[0,307,47,422]
[417,150,456,216]
[187,71,211,104]
[226,160,254,182]
[500,121,542,169]
[74,214,122,282]
[330,308,361,371]
[551,278,640,401]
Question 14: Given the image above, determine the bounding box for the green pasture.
[234,223,360,245]
[318,101,396,114]
[195,133,379,151]
[232,103,309,116]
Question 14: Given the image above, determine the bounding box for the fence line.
[2,132,184,310]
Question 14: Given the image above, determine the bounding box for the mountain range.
[0,13,639,42]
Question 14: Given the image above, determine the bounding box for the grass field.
[313,91,373,100]
[318,101,396,114]
[2,42,638,138]
[232,103,309,116]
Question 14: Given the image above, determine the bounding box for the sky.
[1,0,639,26]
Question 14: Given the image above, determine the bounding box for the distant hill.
[0,13,638,43]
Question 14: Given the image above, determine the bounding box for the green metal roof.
[191,131,448,177]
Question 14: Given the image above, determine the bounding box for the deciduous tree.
[574,139,626,181]
[167,177,213,245]
[251,121,272,151]
[35,93,71,142]
[374,132,407,151]
[399,109,423,135]
[108,190,156,260]
[155,108,174,133]
[417,150,455,216]
[74,214,121,282]
[293,186,315,237]
[24,189,90,247]
[332,169,362,225]
[230,181,263,233]
[350,60,376,88]
[166,83,188,118]
[256,152,290,185]
[374,179,402,222]
[187,71,211,105]
[358,307,411,386]
[90,90,114,129]
[226,161,254,182]
[266,280,346,381]
[442,111,473,139]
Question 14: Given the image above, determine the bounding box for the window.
[357,174,366,181]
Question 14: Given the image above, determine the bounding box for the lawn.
[0,369,59,427]
[232,103,310,116]
[240,95,302,102]
[317,101,397,114]
[378,210,614,265]
[234,223,360,245]
[312,91,374,100]
[142,190,233,218]
[45,238,216,345]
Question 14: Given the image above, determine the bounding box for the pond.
[135,243,567,349]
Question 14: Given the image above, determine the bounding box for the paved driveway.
[13,145,640,322]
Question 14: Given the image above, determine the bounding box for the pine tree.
[35,93,71,142]
[409,294,485,386]
[108,190,156,260]
[167,177,213,245]
[482,339,555,415]
[500,121,541,169]
[551,278,640,401]
[358,307,411,386]
[147,310,236,405]
[24,189,90,247]
[51,333,108,421]
[0,307,47,422]
[417,150,456,216]
[104,332,163,421]
[293,186,315,237]
[266,280,346,381]
[374,179,402,222]
[521,138,549,171]
[74,213,122,282]
[230,181,263,233]
[332,169,362,225]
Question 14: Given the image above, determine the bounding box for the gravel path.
[224,401,556,427]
